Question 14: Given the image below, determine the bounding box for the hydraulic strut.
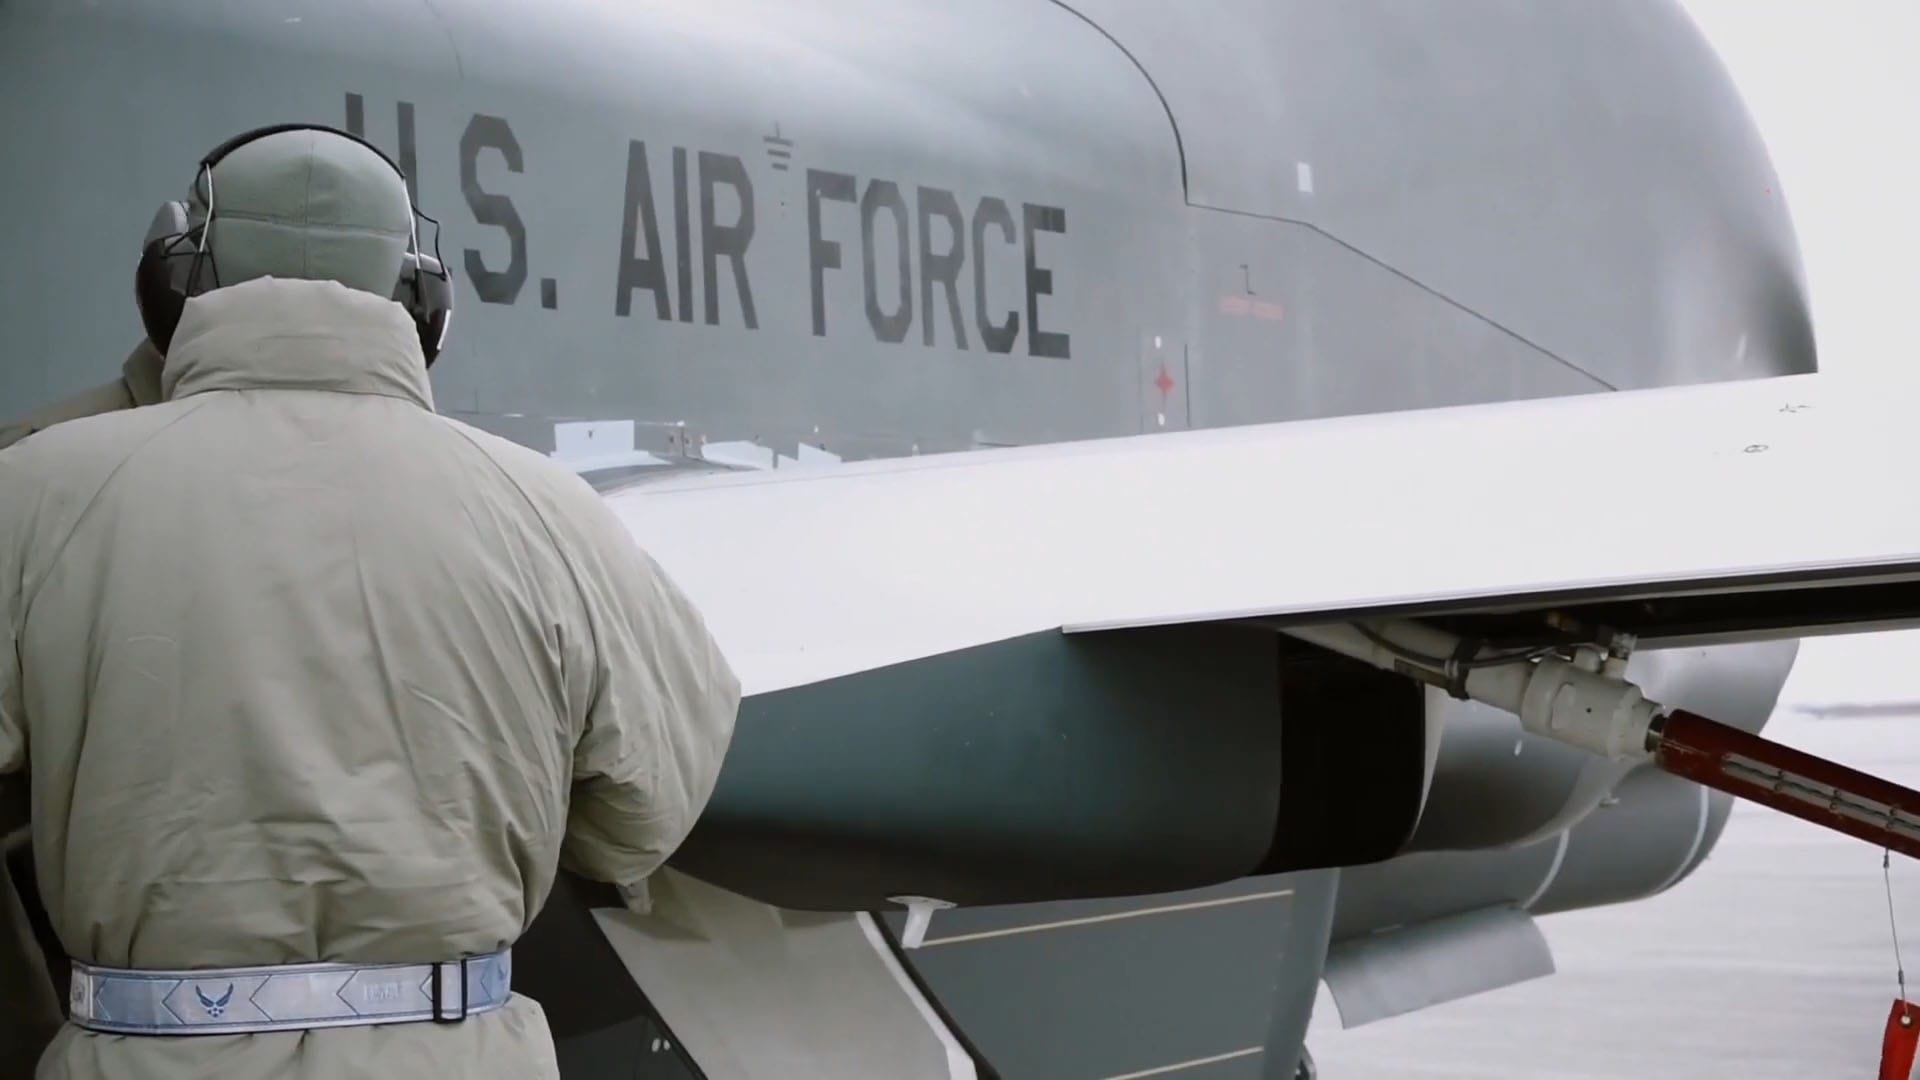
[1283,619,1920,860]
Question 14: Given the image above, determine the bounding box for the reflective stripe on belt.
[67,948,511,1035]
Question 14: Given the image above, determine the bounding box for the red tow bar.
[1653,709,1920,860]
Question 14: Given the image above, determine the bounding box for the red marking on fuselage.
[1217,295,1285,322]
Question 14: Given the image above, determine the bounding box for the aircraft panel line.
[1098,1045,1264,1079]
[855,912,978,1079]
[1521,830,1572,911]
[1647,784,1713,897]
[1192,203,1614,391]
[917,888,1294,948]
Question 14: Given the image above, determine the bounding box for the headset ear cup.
[134,202,195,353]
[394,252,455,367]
[134,244,186,353]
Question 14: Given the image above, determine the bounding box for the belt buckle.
[429,956,471,1024]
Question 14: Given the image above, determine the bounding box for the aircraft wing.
[600,367,1920,920]
[603,368,1920,699]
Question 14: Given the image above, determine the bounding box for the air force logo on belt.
[194,983,236,1018]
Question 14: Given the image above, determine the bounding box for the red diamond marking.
[1154,365,1175,397]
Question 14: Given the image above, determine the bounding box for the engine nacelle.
[671,623,1435,910]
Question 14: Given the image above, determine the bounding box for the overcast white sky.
[1682,0,1920,379]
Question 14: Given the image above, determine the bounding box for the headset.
[134,122,455,366]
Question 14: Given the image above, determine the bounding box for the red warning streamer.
[1653,709,1920,861]
[1881,999,1919,1080]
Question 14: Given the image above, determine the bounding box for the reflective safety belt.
[67,948,511,1036]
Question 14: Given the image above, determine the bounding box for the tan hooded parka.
[0,277,740,1079]
[0,340,168,1072]
[0,341,165,452]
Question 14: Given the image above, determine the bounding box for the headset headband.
[200,122,405,177]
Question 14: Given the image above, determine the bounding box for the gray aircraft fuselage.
[0,1,1815,1077]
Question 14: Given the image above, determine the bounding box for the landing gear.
[1295,1045,1317,1079]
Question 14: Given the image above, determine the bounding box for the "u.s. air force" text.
[346,94,1071,359]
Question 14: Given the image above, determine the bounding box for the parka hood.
[162,277,432,410]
